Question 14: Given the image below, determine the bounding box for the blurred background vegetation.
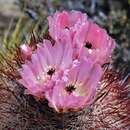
[0,0,130,71]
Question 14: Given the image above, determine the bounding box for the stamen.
[66,84,76,93]
[65,26,69,30]
[47,68,55,76]
[85,42,92,49]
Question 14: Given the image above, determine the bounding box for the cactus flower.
[18,10,116,112]
[45,59,102,112]
[19,39,73,99]
[73,20,116,64]
[48,11,115,65]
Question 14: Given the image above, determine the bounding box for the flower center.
[36,67,55,84]
[65,84,76,93]
[65,26,69,30]
[85,42,92,49]
[47,68,55,76]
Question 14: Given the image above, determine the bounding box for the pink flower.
[18,10,115,112]
[19,39,73,99]
[48,11,116,65]
[20,44,32,60]
[45,59,102,112]
[74,20,116,64]
[48,10,87,42]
